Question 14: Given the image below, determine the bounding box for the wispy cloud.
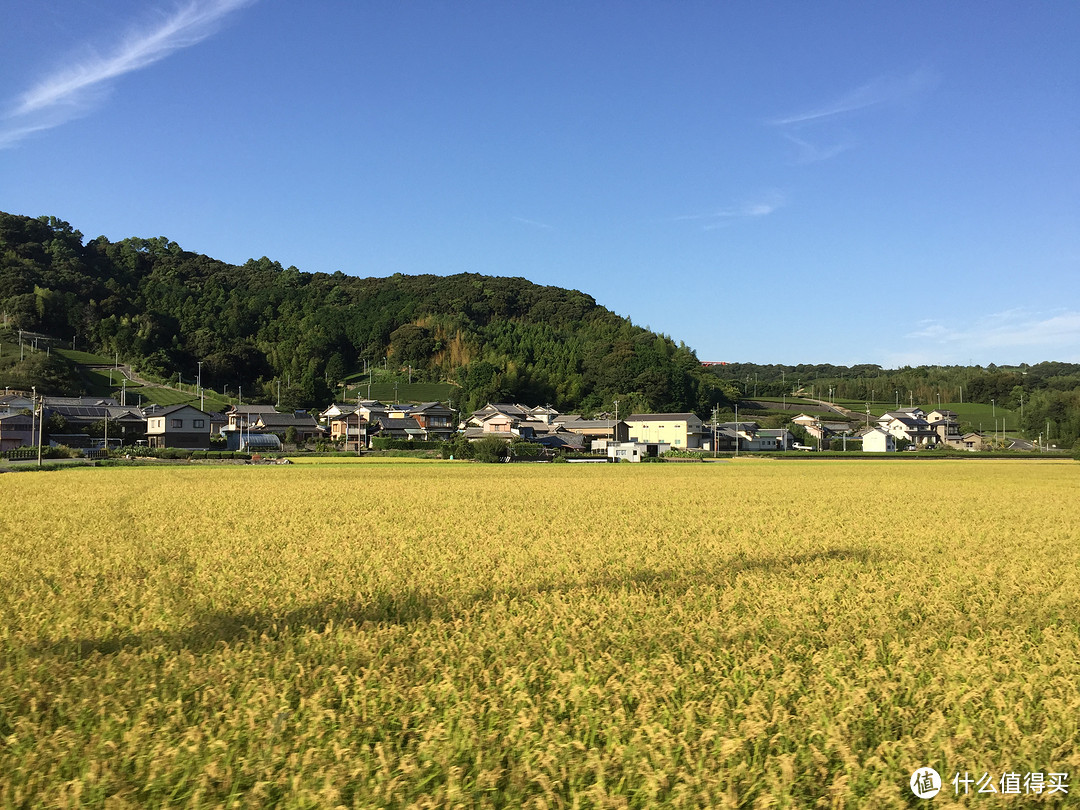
[512,216,553,230]
[770,68,937,127]
[676,192,786,229]
[780,131,856,165]
[900,309,1080,363]
[768,68,936,165]
[1,0,255,148]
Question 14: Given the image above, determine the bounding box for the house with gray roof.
[0,411,34,451]
[146,404,213,449]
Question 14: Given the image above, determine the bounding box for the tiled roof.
[625,413,699,421]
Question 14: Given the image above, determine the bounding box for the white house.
[877,411,938,446]
[861,427,896,452]
[606,441,670,462]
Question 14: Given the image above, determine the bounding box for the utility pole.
[37,392,44,467]
[611,398,619,451]
[31,386,37,451]
[734,402,739,457]
[712,405,719,458]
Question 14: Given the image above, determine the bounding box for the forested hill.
[0,212,733,413]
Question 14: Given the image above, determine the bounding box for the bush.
[829,440,862,452]
[663,448,705,459]
[440,434,474,459]
[509,440,541,459]
[473,436,509,463]
[552,455,569,464]
[157,448,193,460]
[372,437,444,451]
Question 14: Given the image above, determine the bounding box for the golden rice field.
[1,459,1078,808]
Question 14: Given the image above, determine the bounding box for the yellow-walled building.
[624,413,706,449]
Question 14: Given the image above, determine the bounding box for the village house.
[0,393,34,414]
[956,431,984,451]
[225,404,278,430]
[252,411,323,443]
[606,441,671,462]
[329,411,368,451]
[860,426,896,452]
[624,413,706,449]
[876,410,939,446]
[0,411,34,451]
[749,427,795,451]
[146,404,213,449]
[554,418,629,447]
[408,402,456,440]
[47,399,147,443]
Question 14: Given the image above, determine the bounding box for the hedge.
[371,438,444,451]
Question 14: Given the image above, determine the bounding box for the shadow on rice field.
[36,547,883,660]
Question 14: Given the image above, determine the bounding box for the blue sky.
[2,1,1078,366]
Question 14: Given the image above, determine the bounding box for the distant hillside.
[710,362,1080,447]
[0,212,734,414]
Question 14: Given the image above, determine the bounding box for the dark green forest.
[0,212,734,414]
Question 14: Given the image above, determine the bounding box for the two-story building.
[409,402,456,440]
[146,404,213,449]
[225,404,278,430]
[624,413,706,450]
[926,409,962,445]
[877,410,939,446]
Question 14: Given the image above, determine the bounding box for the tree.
[473,436,509,463]
[324,353,346,387]
[509,439,540,459]
[389,324,434,367]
